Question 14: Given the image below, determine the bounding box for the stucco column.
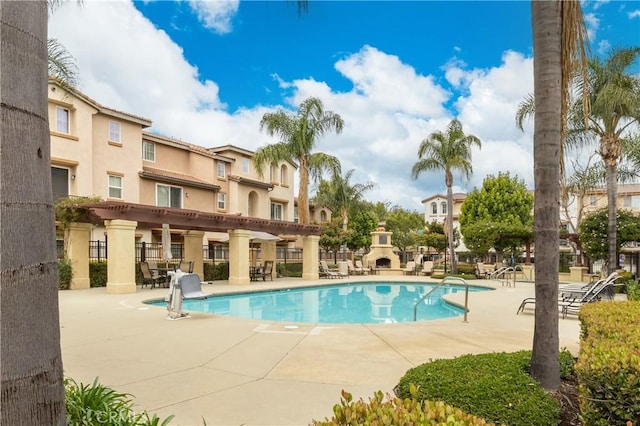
[67,222,91,289]
[570,266,589,283]
[261,240,277,280]
[183,230,204,280]
[302,235,320,280]
[229,229,250,285]
[105,219,137,294]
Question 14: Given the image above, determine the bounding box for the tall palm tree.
[1,1,66,423]
[314,169,377,257]
[411,119,481,275]
[571,47,640,274]
[529,0,588,391]
[256,97,344,224]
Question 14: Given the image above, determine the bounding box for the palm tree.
[1,1,65,423]
[256,97,344,224]
[571,47,640,274]
[411,118,481,275]
[529,0,588,391]
[314,169,377,258]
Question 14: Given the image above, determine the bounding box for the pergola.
[64,201,322,293]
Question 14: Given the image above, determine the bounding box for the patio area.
[59,276,582,425]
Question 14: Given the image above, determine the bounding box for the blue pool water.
[147,282,490,324]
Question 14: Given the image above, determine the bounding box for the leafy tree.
[1,1,65,422]
[578,208,640,264]
[319,217,346,261]
[256,97,344,225]
[529,0,588,391]
[345,209,377,252]
[385,207,425,264]
[411,119,481,274]
[459,172,533,260]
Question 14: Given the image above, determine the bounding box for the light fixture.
[70,174,76,180]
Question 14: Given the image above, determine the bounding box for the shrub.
[90,262,108,287]
[396,351,562,425]
[278,262,302,278]
[58,259,74,290]
[625,279,640,301]
[210,262,229,280]
[576,302,640,425]
[65,377,174,426]
[311,389,493,426]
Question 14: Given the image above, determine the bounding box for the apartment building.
[48,79,303,247]
[421,193,468,253]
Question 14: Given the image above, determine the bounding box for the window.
[56,106,69,133]
[142,141,155,161]
[441,202,447,214]
[217,193,226,210]
[51,167,69,201]
[108,175,123,199]
[242,158,250,174]
[295,208,300,223]
[109,121,121,142]
[623,195,640,208]
[271,202,283,220]
[320,210,327,222]
[157,184,182,208]
[217,161,226,178]
[589,195,597,207]
[431,202,437,215]
[280,165,287,185]
[269,163,276,182]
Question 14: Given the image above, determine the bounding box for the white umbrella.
[162,223,173,262]
[216,231,281,243]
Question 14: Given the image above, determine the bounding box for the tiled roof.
[140,166,220,191]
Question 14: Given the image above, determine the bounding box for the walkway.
[59,276,582,425]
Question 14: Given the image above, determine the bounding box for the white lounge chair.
[319,260,346,279]
[402,261,416,275]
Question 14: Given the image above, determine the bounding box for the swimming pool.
[147,282,490,324]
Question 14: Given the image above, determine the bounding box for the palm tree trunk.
[446,184,457,274]
[298,158,310,224]
[606,161,618,274]
[0,1,66,423]
[530,0,561,391]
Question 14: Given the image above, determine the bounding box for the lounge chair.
[421,261,434,276]
[347,259,364,275]
[516,272,619,316]
[355,260,370,275]
[319,260,346,279]
[402,261,416,275]
[475,262,489,279]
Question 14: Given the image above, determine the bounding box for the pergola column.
[261,240,277,280]
[183,230,204,280]
[228,229,250,285]
[105,219,137,294]
[67,222,91,289]
[302,235,320,280]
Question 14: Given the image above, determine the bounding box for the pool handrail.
[413,277,469,322]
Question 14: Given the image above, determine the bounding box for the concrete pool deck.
[60,276,583,426]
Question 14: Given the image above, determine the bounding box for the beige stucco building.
[48,79,323,291]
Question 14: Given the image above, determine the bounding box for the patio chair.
[319,260,345,279]
[421,261,434,276]
[475,262,489,279]
[140,261,160,289]
[402,261,416,275]
[260,260,274,281]
[346,259,364,275]
[179,260,194,273]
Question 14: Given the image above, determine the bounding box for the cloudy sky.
[49,0,640,211]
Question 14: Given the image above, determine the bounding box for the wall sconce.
[70,174,76,180]
[185,192,189,198]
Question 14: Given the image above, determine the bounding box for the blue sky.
[49,0,640,211]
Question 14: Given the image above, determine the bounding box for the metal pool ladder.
[413,276,470,322]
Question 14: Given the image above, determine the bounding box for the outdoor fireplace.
[362,223,400,270]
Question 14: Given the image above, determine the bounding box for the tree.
[319,217,347,262]
[256,97,344,224]
[385,207,425,264]
[529,0,588,391]
[313,169,376,258]
[459,172,533,261]
[570,47,640,275]
[1,1,66,423]
[344,208,377,252]
[411,119,481,274]
[578,208,640,263]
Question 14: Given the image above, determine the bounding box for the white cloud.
[598,39,611,55]
[49,1,537,212]
[584,12,600,41]
[629,10,640,19]
[187,0,239,34]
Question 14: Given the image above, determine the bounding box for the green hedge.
[204,262,228,281]
[58,259,73,290]
[278,262,302,278]
[396,351,566,425]
[89,262,108,287]
[576,301,640,425]
[311,389,492,426]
